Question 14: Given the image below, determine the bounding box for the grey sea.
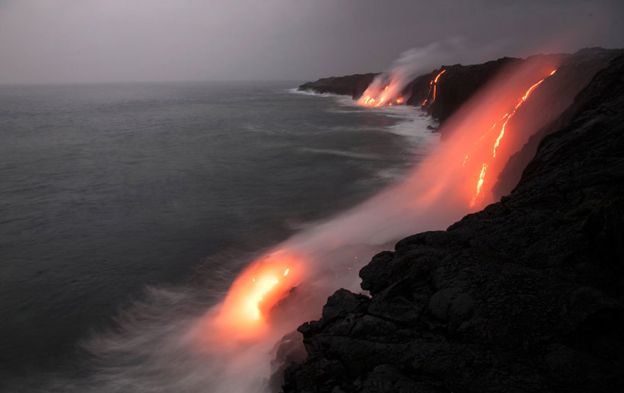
[0,81,433,384]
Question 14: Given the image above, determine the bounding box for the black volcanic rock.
[283,55,624,393]
[297,58,519,127]
[297,57,524,138]
[297,59,517,127]
[416,57,521,123]
[297,50,616,140]
[298,73,379,99]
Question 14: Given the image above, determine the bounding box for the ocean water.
[0,81,435,387]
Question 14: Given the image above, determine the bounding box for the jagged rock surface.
[283,55,624,393]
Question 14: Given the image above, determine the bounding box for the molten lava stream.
[467,69,557,207]
[195,249,304,346]
[192,63,560,355]
[421,68,446,106]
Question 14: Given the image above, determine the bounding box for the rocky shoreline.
[298,49,619,133]
[284,52,624,392]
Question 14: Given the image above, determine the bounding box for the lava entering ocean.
[358,82,406,107]
[357,67,448,108]
[193,249,305,343]
[184,54,564,393]
[197,58,560,349]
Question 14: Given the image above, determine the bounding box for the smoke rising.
[387,38,465,87]
[358,39,469,107]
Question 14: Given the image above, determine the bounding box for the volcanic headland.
[283,48,624,393]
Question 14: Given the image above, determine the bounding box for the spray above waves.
[47,54,565,393]
[286,87,341,97]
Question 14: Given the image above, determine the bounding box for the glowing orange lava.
[492,70,556,158]
[467,69,557,206]
[357,73,408,108]
[421,69,446,106]
[492,114,510,158]
[470,163,488,207]
[210,249,304,340]
[359,86,406,107]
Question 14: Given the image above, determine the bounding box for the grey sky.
[0,0,622,84]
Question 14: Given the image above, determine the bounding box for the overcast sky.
[0,0,622,84]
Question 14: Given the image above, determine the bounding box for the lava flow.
[201,249,304,342]
[467,69,557,206]
[357,71,408,108]
[421,68,446,106]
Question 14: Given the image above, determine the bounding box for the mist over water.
[0,82,433,391]
[56,110,440,393]
[78,102,436,393]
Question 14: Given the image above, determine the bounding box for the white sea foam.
[286,87,340,97]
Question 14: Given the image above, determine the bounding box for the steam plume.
[359,38,465,106]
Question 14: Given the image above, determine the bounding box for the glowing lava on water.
[421,68,447,106]
[358,68,448,108]
[204,249,304,342]
[467,69,557,206]
[358,81,405,107]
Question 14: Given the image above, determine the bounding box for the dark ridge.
[297,50,617,136]
[297,73,379,98]
[283,54,624,393]
[297,58,519,126]
[412,57,520,124]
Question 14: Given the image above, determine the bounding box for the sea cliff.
[284,53,624,393]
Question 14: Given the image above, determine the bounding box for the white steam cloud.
[386,38,465,87]
[360,38,466,106]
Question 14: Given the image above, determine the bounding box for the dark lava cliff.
[298,73,379,98]
[298,49,620,136]
[299,58,516,126]
[298,57,522,122]
[283,55,624,393]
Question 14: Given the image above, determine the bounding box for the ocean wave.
[298,147,384,161]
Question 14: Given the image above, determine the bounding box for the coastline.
[283,54,624,393]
